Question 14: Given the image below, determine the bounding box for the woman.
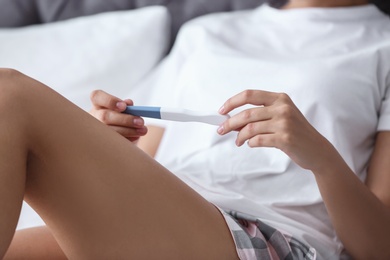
[3,0,390,259]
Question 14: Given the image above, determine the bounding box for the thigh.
[10,72,238,259]
[5,226,67,259]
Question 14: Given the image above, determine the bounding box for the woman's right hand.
[89,90,147,143]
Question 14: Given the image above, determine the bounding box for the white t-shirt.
[135,4,390,259]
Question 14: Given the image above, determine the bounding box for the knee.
[0,68,25,93]
[0,68,23,82]
[0,69,32,116]
[0,69,34,101]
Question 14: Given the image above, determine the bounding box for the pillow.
[0,5,170,110]
[0,5,170,230]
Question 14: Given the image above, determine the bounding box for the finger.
[219,90,282,115]
[90,90,133,112]
[92,109,145,128]
[219,106,272,134]
[126,137,141,143]
[235,120,274,147]
[246,133,278,148]
[123,99,134,106]
[111,125,148,138]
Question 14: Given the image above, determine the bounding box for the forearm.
[136,125,164,158]
[313,147,390,259]
[217,90,390,258]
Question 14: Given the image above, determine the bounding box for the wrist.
[310,140,346,176]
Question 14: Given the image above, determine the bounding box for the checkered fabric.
[219,209,317,260]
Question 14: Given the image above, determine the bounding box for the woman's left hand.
[217,90,335,172]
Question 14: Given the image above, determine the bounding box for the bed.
[0,0,270,230]
[0,0,388,233]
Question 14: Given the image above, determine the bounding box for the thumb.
[90,90,132,112]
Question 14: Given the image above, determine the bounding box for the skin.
[218,90,390,259]
[5,0,390,259]
[0,70,238,260]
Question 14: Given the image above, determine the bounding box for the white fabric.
[0,6,171,230]
[142,4,390,259]
[0,6,170,111]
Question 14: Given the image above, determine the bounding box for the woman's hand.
[89,90,147,143]
[217,90,336,172]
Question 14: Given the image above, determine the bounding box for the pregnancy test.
[124,106,229,126]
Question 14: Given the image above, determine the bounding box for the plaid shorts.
[218,208,317,260]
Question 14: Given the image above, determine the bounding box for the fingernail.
[217,125,224,135]
[137,127,147,134]
[133,118,144,126]
[218,106,225,114]
[116,102,126,110]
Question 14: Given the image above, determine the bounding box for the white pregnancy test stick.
[124,106,230,126]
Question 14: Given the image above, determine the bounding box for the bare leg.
[0,69,238,259]
[4,226,67,259]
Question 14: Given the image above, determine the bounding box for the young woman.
[3,0,390,259]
